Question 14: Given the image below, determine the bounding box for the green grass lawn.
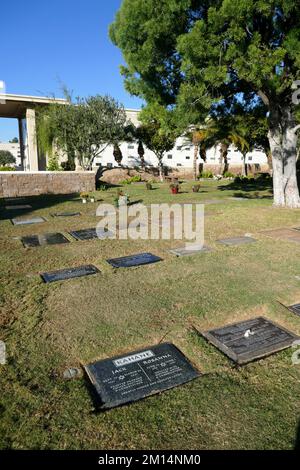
[1,179,300,450]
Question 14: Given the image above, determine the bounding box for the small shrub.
[130,175,142,183]
[47,155,61,171]
[121,175,142,184]
[223,171,235,178]
[97,183,108,191]
[146,182,152,190]
[199,170,213,178]
[80,192,89,199]
[0,166,15,171]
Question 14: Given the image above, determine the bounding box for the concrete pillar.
[18,117,25,171]
[26,107,39,171]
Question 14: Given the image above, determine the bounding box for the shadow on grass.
[128,199,144,206]
[218,176,273,199]
[0,193,82,221]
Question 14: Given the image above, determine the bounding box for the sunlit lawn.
[1,179,300,449]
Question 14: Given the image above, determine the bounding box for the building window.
[128,156,135,159]
[177,163,182,167]
[128,144,134,149]
[210,157,215,161]
[248,156,253,161]
[184,146,191,151]
[167,154,172,159]
[176,146,182,150]
[185,156,190,160]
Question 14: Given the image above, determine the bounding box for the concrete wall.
[0,171,95,198]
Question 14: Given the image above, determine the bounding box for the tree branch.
[292,124,300,134]
[257,90,270,106]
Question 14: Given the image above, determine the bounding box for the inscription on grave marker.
[84,343,200,409]
[200,317,298,364]
[11,216,46,226]
[217,236,256,246]
[169,245,212,257]
[69,227,113,241]
[5,204,32,210]
[41,264,100,283]
[107,252,162,268]
[288,303,300,317]
[21,232,70,248]
[53,212,81,218]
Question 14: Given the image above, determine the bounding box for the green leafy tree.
[111,0,300,207]
[137,139,145,169]
[138,103,178,181]
[9,137,18,143]
[0,150,16,166]
[37,95,127,170]
[113,144,123,165]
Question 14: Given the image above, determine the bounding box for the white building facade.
[0,141,22,168]
[92,109,268,171]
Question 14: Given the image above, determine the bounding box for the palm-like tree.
[190,118,249,176]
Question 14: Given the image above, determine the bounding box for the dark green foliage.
[0,150,16,166]
[111,0,300,206]
[37,95,127,171]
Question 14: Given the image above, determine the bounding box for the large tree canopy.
[138,103,178,181]
[110,0,300,207]
[37,95,127,171]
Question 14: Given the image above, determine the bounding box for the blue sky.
[0,0,143,141]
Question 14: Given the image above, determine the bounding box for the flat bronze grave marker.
[107,252,162,268]
[69,227,113,241]
[21,232,70,248]
[41,264,100,283]
[287,303,300,317]
[11,216,46,226]
[199,317,298,365]
[169,245,212,257]
[53,212,81,218]
[84,342,200,409]
[5,204,32,210]
[217,236,256,246]
[261,228,300,243]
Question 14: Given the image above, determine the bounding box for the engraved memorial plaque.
[41,264,100,283]
[217,236,256,246]
[107,252,162,268]
[200,317,298,365]
[21,232,70,248]
[85,343,200,409]
[11,216,46,226]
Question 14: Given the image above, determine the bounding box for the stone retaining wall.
[0,171,96,198]
[100,165,270,184]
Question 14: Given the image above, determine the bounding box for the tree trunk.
[199,143,206,177]
[282,122,300,208]
[193,143,199,180]
[138,141,145,169]
[268,105,300,208]
[158,156,164,182]
[242,153,248,176]
[266,150,273,174]
[220,143,229,175]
